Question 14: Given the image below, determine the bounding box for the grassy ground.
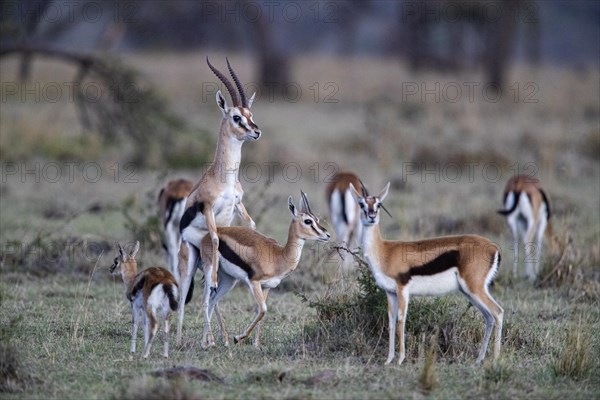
[1,52,599,398]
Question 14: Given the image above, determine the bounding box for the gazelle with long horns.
[176,58,261,346]
[158,178,193,281]
[497,175,551,281]
[349,182,503,365]
[199,192,330,348]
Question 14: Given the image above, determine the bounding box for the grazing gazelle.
[176,58,260,346]
[497,175,551,281]
[325,172,364,247]
[199,192,330,348]
[349,182,503,365]
[110,241,179,359]
[158,178,193,281]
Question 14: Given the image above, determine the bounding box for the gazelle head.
[288,191,331,242]
[207,57,261,142]
[349,182,391,226]
[110,241,140,277]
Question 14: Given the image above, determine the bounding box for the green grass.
[0,267,598,399]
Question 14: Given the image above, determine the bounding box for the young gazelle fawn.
[177,58,261,346]
[325,172,364,247]
[158,178,193,282]
[349,182,503,365]
[497,175,551,281]
[110,241,179,358]
[199,192,330,348]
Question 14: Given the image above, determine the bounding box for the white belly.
[219,256,248,280]
[408,267,459,296]
[261,277,283,288]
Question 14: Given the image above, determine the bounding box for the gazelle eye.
[303,219,312,225]
[233,115,241,123]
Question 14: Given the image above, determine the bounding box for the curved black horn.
[207,57,240,107]
[226,57,248,108]
[359,179,369,197]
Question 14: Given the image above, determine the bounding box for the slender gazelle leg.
[234,280,267,344]
[396,286,409,365]
[253,288,270,348]
[131,306,140,355]
[384,291,398,365]
[176,241,199,346]
[204,207,220,290]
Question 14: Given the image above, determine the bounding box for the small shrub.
[118,376,200,400]
[297,247,387,356]
[551,322,593,380]
[483,355,514,387]
[122,189,163,252]
[0,317,34,393]
[418,333,438,393]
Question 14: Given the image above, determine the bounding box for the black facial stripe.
[310,224,321,236]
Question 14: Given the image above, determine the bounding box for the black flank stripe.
[397,250,460,285]
[340,190,348,225]
[218,241,254,279]
[179,202,204,233]
[539,189,551,219]
[165,197,176,227]
[128,276,146,302]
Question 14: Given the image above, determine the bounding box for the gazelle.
[110,241,179,359]
[325,172,364,247]
[158,178,193,281]
[497,175,551,281]
[349,182,503,365]
[176,58,261,346]
[199,192,330,348]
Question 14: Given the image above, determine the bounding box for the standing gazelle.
[177,58,260,346]
[199,192,330,348]
[158,178,193,282]
[349,182,503,365]
[325,172,364,247]
[110,241,179,359]
[497,175,551,281]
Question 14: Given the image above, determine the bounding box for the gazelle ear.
[299,191,312,214]
[216,90,228,116]
[288,196,298,217]
[378,182,391,203]
[348,183,361,203]
[130,241,140,259]
[247,92,256,108]
[118,244,126,260]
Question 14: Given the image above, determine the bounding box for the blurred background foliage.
[0,0,598,167]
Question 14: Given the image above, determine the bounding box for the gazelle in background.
[199,192,330,348]
[349,182,503,365]
[176,58,261,346]
[110,241,179,359]
[497,175,551,281]
[325,172,364,247]
[158,178,193,281]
